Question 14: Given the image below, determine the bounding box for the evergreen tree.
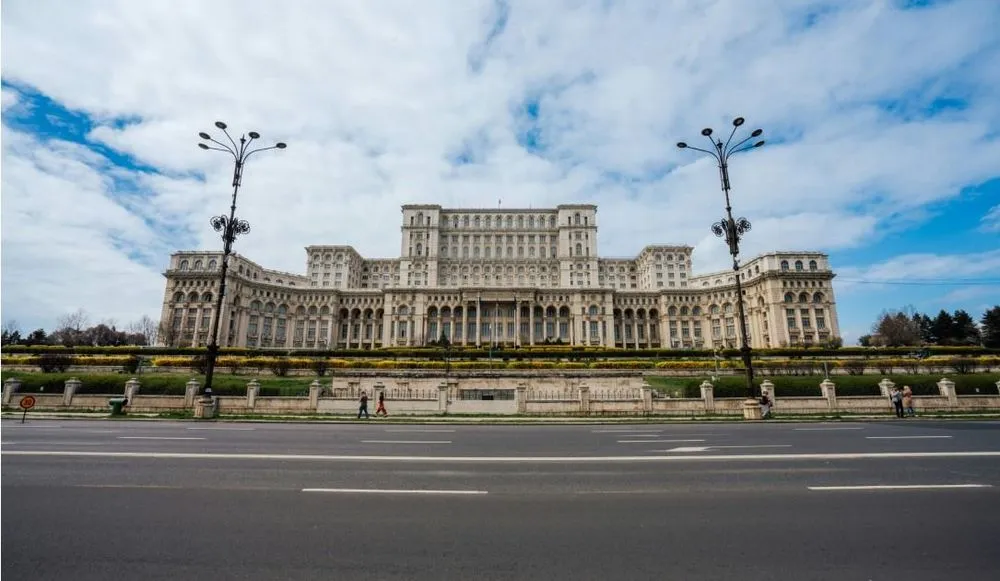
[930,310,955,344]
[981,306,1000,348]
[951,310,981,346]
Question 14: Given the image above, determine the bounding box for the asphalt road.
[3,419,999,580]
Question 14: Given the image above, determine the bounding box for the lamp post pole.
[196,122,286,401]
[677,117,765,403]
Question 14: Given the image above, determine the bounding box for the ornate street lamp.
[677,117,764,406]
[197,121,286,400]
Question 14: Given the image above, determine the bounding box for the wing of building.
[160,204,840,349]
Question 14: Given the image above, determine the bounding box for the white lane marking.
[663,445,792,453]
[866,436,953,440]
[303,488,487,495]
[7,450,999,462]
[186,427,255,431]
[384,429,456,433]
[808,484,992,491]
[794,427,864,431]
[3,441,107,446]
[361,440,452,444]
[617,439,706,444]
[118,437,206,441]
[592,429,663,433]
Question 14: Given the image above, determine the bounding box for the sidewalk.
[4,410,1000,424]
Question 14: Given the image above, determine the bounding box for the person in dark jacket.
[358,392,370,419]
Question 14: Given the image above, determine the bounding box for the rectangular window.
[786,309,797,329]
[589,321,598,339]
[815,309,826,330]
[801,309,812,328]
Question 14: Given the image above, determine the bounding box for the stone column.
[700,380,715,412]
[64,377,82,406]
[246,379,260,409]
[640,382,653,413]
[309,379,322,409]
[438,382,450,413]
[516,382,528,414]
[462,307,468,347]
[475,305,482,347]
[578,384,590,415]
[184,378,201,408]
[514,301,521,347]
[124,378,141,402]
[878,378,895,398]
[820,378,837,411]
[937,377,958,405]
[3,377,22,406]
[528,306,535,346]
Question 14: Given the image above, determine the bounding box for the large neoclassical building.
[160,204,840,350]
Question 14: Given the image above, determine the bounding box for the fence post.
[640,382,653,414]
[438,382,450,413]
[578,384,590,415]
[936,377,958,406]
[2,377,21,405]
[820,378,837,411]
[516,382,528,414]
[64,377,82,406]
[184,379,201,408]
[700,380,715,412]
[878,378,895,398]
[246,379,260,409]
[124,378,141,402]
[309,380,322,409]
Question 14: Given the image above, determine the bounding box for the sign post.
[19,395,36,424]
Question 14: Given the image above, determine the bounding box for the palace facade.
[159,204,840,350]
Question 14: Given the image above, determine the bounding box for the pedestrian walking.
[902,385,915,417]
[375,392,388,417]
[889,386,904,418]
[358,391,370,419]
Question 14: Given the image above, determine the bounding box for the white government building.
[160,204,840,350]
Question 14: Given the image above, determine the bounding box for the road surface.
[3,419,999,580]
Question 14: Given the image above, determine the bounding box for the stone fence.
[3,375,1000,417]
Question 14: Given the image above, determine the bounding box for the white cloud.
[982,204,1000,233]
[1,0,1000,331]
[836,249,1000,294]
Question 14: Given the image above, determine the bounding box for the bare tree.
[3,319,20,335]
[871,307,923,347]
[128,315,159,346]
[57,308,90,332]
[157,320,180,347]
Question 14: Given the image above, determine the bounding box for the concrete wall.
[4,374,1000,417]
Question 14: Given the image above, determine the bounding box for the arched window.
[179,260,189,271]
[692,306,702,316]
[575,243,582,256]
[667,306,678,316]
[208,259,217,270]
[574,213,581,225]
[193,260,203,270]
[474,216,481,228]
[809,260,818,271]
[463,215,470,228]
[795,260,804,271]
[173,292,184,302]
[780,260,789,272]
[415,243,423,256]
[202,292,213,302]
[813,292,824,303]
[798,292,809,303]
[784,292,794,303]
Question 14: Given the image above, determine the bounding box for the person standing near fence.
[375,392,388,417]
[889,386,904,418]
[902,385,915,417]
[358,391,370,419]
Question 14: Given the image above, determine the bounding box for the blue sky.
[2,0,999,343]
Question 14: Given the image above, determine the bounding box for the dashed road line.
[303,488,487,495]
[808,484,991,491]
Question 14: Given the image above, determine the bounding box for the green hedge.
[0,372,313,397]
[4,344,998,360]
[646,374,1000,398]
